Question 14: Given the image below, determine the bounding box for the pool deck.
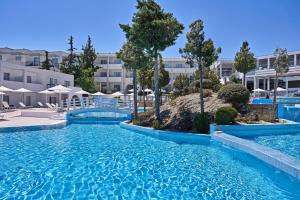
[0,108,66,128]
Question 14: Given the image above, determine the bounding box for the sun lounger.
[2,101,15,110]
[37,102,44,107]
[19,102,33,109]
[46,103,55,110]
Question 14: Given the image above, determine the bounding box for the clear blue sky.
[1,0,299,59]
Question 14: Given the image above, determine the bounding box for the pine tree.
[117,41,150,119]
[80,36,98,77]
[41,51,52,70]
[234,41,256,86]
[120,0,184,121]
[60,36,81,85]
[272,48,289,120]
[180,19,220,113]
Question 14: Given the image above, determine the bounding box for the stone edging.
[212,131,300,180]
[210,121,300,137]
[120,121,210,144]
[0,120,67,133]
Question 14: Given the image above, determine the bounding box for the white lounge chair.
[46,103,55,110]
[2,101,15,110]
[19,102,32,109]
[37,102,44,107]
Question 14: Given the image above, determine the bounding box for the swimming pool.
[248,133,300,160]
[0,124,299,199]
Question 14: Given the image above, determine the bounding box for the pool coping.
[0,120,67,132]
[210,120,300,137]
[212,131,300,180]
[120,121,210,143]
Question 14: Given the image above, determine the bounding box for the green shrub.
[217,83,250,110]
[193,112,210,134]
[168,93,177,101]
[176,106,192,131]
[152,119,161,129]
[203,89,212,98]
[215,106,238,125]
[132,119,141,125]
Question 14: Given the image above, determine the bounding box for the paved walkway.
[0,108,66,128]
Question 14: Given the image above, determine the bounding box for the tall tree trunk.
[272,73,278,121]
[142,86,146,112]
[199,61,204,113]
[154,50,160,120]
[160,89,162,105]
[133,69,138,120]
[243,73,246,87]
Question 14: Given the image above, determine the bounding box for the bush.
[203,89,212,98]
[193,112,210,134]
[217,83,250,110]
[168,93,176,101]
[176,106,192,131]
[152,119,161,129]
[215,106,238,125]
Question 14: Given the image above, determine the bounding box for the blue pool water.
[0,124,300,199]
[249,133,300,160]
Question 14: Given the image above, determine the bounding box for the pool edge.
[212,131,300,180]
[0,120,67,132]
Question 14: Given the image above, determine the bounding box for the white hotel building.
[93,54,196,93]
[245,51,300,95]
[0,48,197,106]
[0,48,73,106]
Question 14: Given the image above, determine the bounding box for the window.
[25,96,31,106]
[165,64,172,68]
[100,59,108,64]
[109,59,121,64]
[51,58,59,67]
[297,54,300,66]
[175,64,183,68]
[33,57,40,66]
[112,72,121,77]
[16,55,21,61]
[49,78,58,85]
[288,55,294,66]
[100,72,107,77]
[27,76,32,83]
[3,73,10,81]
[258,59,268,69]
[113,85,121,91]
[64,81,70,87]
[269,57,275,68]
[288,80,300,88]
[3,95,9,104]
[0,55,2,60]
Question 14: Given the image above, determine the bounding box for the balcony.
[5,76,23,82]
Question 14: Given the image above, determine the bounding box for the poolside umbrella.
[144,88,153,93]
[0,86,13,92]
[253,88,266,92]
[38,89,55,103]
[128,92,134,100]
[48,85,71,107]
[0,86,13,104]
[14,88,33,104]
[147,93,155,97]
[75,89,90,95]
[92,91,105,96]
[276,87,286,92]
[110,91,124,98]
